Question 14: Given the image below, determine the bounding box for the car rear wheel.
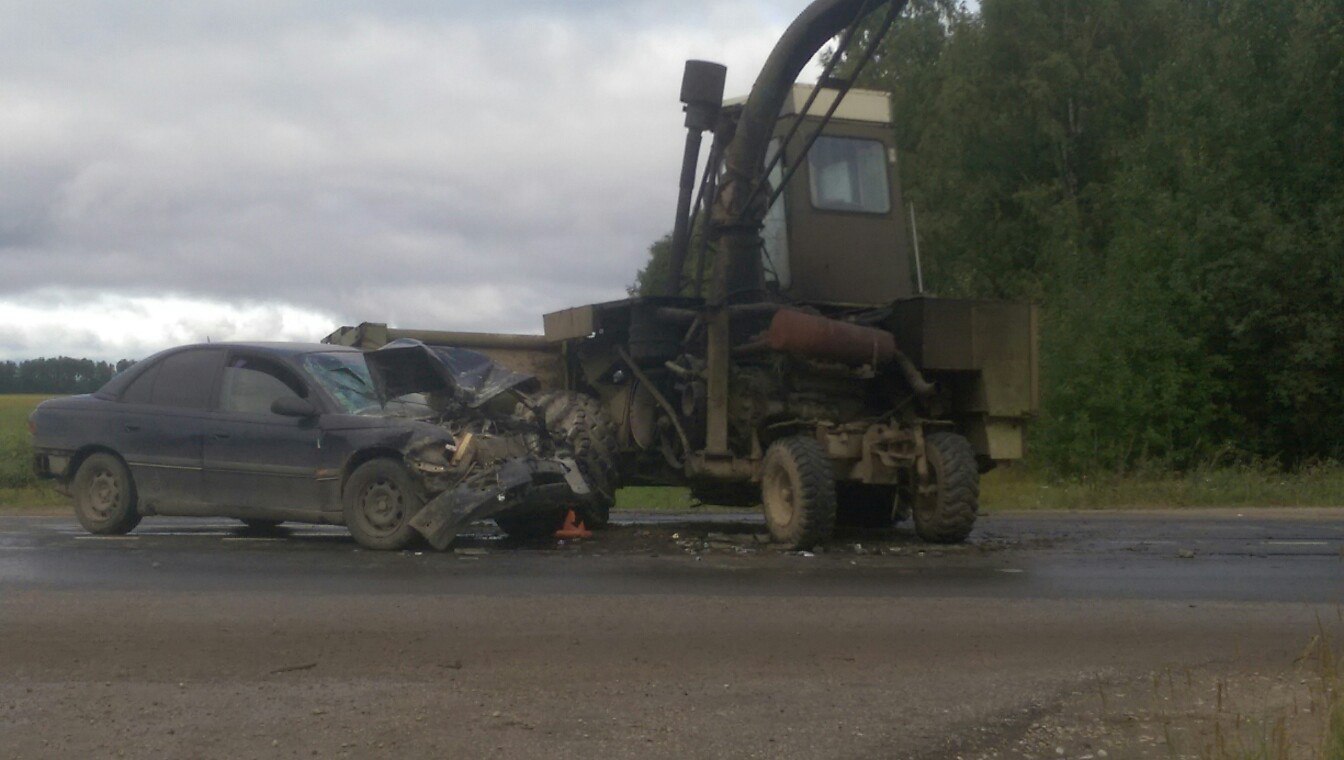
[72,452,142,535]
[343,459,423,551]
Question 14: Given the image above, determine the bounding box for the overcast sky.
[1,1,827,360]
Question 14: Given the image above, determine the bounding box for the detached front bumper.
[409,456,593,550]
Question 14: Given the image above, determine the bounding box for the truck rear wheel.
[529,391,618,528]
[761,437,836,549]
[912,432,979,544]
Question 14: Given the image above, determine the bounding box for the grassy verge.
[2,391,1341,514]
[981,462,1344,511]
[0,395,65,510]
[614,463,1344,513]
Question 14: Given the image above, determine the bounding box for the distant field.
[0,394,64,508]
[1,393,1339,513]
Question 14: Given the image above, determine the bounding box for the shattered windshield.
[302,352,382,414]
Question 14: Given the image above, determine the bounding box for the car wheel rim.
[88,469,119,517]
[360,478,403,534]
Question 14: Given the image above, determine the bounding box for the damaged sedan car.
[29,341,614,550]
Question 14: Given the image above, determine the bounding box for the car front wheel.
[343,459,423,551]
[72,452,142,535]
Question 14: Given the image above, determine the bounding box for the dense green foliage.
[628,234,677,296]
[859,0,1344,474]
[0,358,135,395]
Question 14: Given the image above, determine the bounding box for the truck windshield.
[302,351,381,414]
[807,136,890,214]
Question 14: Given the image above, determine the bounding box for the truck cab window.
[150,349,225,409]
[762,139,792,289]
[807,136,890,214]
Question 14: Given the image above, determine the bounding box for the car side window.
[149,350,225,409]
[219,356,307,415]
[120,364,159,405]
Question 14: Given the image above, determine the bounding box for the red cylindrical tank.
[764,309,896,365]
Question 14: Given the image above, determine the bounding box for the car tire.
[72,452,142,535]
[343,459,423,551]
[912,432,979,544]
[760,436,837,549]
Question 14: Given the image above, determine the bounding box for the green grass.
[981,462,1344,511]
[615,486,698,511]
[0,394,66,509]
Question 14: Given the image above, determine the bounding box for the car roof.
[95,342,361,400]
[173,342,360,358]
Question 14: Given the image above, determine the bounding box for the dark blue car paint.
[30,342,456,525]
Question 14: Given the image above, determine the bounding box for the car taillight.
[27,416,36,435]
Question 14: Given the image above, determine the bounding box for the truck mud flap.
[409,457,591,550]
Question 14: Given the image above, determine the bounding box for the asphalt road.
[2,509,1342,759]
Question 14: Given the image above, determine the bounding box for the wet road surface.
[2,509,1342,758]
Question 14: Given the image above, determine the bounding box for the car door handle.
[211,432,231,440]
[124,424,140,432]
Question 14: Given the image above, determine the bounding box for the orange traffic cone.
[554,509,592,540]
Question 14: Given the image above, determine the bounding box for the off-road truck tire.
[912,431,979,544]
[72,452,142,535]
[760,436,837,549]
[528,390,618,528]
[343,459,423,551]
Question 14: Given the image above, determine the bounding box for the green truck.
[327,0,1038,548]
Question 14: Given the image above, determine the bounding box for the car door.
[201,353,324,519]
[117,348,225,514]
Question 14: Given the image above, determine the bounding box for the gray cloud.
[1,1,813,358]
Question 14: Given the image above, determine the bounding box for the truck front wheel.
[912,432,979,544]
[528,391,618,528]
[760,437,837,549]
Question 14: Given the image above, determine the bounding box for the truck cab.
[754,85,914,305]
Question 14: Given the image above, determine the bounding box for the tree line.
[855,0,1342,474]
[0,358,137,395]
[635,0,1343,475]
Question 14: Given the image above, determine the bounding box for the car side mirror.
[271,397,319,418]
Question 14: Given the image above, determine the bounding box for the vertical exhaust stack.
[664,60,727,297]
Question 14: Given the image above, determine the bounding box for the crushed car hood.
[364,338,538,408]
